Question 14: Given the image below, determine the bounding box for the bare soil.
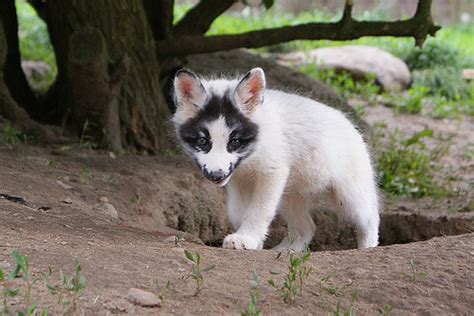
[1,52,473,314]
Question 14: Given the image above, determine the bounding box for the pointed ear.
[234,68,266,114]
[173,69,207,118]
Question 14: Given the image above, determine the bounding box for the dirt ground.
[1,64,473,314]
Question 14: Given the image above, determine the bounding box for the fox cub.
[172,68,379,251]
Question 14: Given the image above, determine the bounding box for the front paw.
[222,234,262,250]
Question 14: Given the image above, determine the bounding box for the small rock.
[59,241,68,245]
[277,45,411,91]
[95,202,118,219]
[57,180,74,190]
[127,288,161,307]
[61,197,73,204]
[27,216,34,221]
[109,152,116,159]
[0,261,11,269]
[21,60,51,79]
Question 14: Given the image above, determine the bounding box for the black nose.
[203,169,226,182]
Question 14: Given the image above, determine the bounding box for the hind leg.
[331,180,379,249]
[273,194,315,252]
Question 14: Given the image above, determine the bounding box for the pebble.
[61,197,73,204]
[0,261,11,269]
[127,288,161,307]
[27,216,34,221]
[96,202,118,219]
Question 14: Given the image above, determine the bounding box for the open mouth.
[210,174,231,187]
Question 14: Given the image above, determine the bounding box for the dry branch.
[158,0,440,57]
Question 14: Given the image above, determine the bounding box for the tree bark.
[0,22,57,142]
[42,0,171,153]
[0,0,38,114]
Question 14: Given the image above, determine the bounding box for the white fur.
[174,70,380,251]
[195,116,237,187]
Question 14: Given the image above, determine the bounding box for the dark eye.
[197,137,208,146]
[230,139,240,147]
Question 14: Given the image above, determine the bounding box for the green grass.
[1,120,26,145]
[268,245,312,304]
[374,125,451,198]
[1,250,86,315]
[15,0,56,92]
[183,250,216,296]
[242,267,262,316]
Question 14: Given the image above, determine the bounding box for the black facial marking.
[178,91,259,155]
[180,127,212,153]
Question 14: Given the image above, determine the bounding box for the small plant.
[268,245,312,304]
[376,127,448,197]
[131,193,141,205]
[391,85,429,114]
[242,267,261,316]
[43,261,86,313]
[1,121,26,145]
[300,65,380,103]
[400,259,427,282]
[10,250,35,307]
[320,275,353,297]
[1,266,19,314]
[402,41,462,71]
[324,292,358,316]
[379,304,393,315]
[155,280,171,303]
[174,234,186,246]
[183,250,215,295]
[1,251,48,315]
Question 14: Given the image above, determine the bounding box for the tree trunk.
[0,0,38,115]
[0,21,57,142]
[42,0,170,153]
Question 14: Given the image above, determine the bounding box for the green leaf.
[10,250,23,265]
[46,283,58,295]
[184,250,194,262]
[27,303,37,314]
[0,268,4,281]
[402,129,433,147]
[196,253,201,266]
[8,264,21,280]
[268,279,276,287]
[6,287,19,297]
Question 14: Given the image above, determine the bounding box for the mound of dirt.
[1,189,473,314]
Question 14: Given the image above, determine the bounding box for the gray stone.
[127,288,161,307]
[95,202,118,219]
[277,45,411,91]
